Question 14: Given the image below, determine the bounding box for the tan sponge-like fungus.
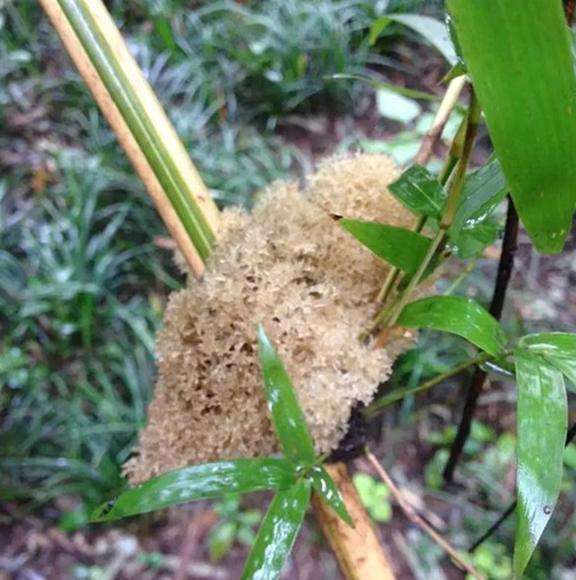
[126,153,414,484]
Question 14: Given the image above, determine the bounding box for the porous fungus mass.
[126,153,415,484]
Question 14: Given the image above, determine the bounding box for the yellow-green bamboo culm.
[38,0,220,276]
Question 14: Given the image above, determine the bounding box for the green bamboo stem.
[58,0,215,258]
[374,76,466,306]
[364,352,489,417]
[39,0,220,275]
[384,91,481,327]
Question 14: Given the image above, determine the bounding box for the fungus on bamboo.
[126,153,416,484]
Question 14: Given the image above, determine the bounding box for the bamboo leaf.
[241,480,311,580]
[519,332,576,389]
[451,158,508,236]
[447,0,576,253]
[386,14,458,65]
[389,165,447,219]
[368,16,391,46]
[450,220,501,259]
[340,219,432,275]
[514,350,567,576]
[258,325,316,466]
[91,458,295,522]
[397,296,507,357]
[307,466,353,527]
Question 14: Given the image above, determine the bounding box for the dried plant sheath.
[127,154,415,484]
[312,463,396,580]
[39,0,220,276]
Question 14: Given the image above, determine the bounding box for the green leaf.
[91,458,294,522]
[368,16,391,46]
[387,14,458,65]
[447,0,576,253]
[340,219,431,275]
[451,158,508,236]
[376,88,421,123]
[257,325,316,466]
[371,500,392,523]
[389,165,447,219]
[514,350,567,576]
[241,480,311,580]
[451,220,501,259]
[307,466,353,527]
[397,296,507,357]
[519,333,576,388]
[353,472,376,507]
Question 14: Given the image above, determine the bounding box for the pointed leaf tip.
[340,219,432,275]
[308,466,354,527]
[514,350,567,576]
[257,325,316,466]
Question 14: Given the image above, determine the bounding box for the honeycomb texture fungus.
[126,154,415,484]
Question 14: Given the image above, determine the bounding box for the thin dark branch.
[565,0,575,25]
[469,420,576,552]
[469,502,516,553]
[443,196,519,482]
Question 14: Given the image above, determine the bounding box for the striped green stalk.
[56,0,215,260]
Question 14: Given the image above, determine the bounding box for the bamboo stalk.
[39,0,220,277]
[39,2,395,577]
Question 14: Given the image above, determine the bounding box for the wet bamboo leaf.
[519,333,576,389]
[451,220,501,259]
[514,350,567,576]
[340,219,431,275]
[241,480,311,580]
[397,296,507,357]
[258,325,316,466]
[448,0,576,253]
[389,165,447,219]
[92,458,295,522]
[451,158,507,236]
[307,466,353,526]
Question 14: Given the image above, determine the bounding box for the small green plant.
[468,542,512,580]
[353,472,392,523]
[208,497,262,562]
